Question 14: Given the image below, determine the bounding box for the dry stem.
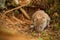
[3,6,30,19]
[20,8,30,19]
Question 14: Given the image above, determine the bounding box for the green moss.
[31,31,37,36]
[38,37,43,40]
[54,23,60,30]
[48,0,54,4]
[56,4,60,12]
[0,0,6,9]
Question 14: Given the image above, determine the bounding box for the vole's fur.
[32,10,50,32]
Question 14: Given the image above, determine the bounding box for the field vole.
[31,10,50,32]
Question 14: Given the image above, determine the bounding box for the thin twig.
[3,5,30,19]
[4,6,23,15]
[20,8,30,19]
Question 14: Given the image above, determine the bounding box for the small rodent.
[31,10,50,32]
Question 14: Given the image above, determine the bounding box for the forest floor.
[0,7,60,40]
